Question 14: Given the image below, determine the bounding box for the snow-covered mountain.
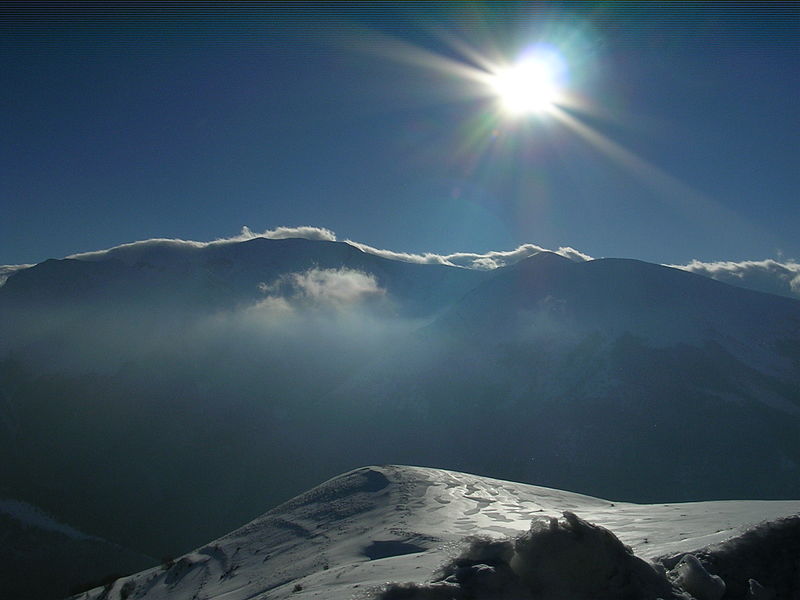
[1,236,799,596]
[73,465,800,600]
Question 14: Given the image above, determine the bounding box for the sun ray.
[551,105,768,240]
[327,22,492,91]
[319,12,765,246]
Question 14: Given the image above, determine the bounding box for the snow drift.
[379,512,800,600]
[381,511,683,599]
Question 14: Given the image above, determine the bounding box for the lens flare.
[491,57,561,114]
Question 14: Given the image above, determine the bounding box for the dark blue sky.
[3,2,798,265]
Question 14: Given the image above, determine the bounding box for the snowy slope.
[75,466,800,600]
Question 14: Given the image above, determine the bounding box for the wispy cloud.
[60,225,590,271]
[257,267,385,311]
[670,258,800,300]
[67,226,337,263]
[238,225,337,242]
[8,225,800,300]
[345,239,592,269]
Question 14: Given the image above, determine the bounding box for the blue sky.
[2,2,798,266]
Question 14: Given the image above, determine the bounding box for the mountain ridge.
[1,236,799,596]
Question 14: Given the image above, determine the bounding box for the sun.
[489,55,563,116]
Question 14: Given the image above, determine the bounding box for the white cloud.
[440,244,594,269]
[670,258,800,300]
[25,223,799,301]
[225,268,403,357]
[67,226,337,264]
[257,267,385,311]
[68,238,208,262]
[247,294,295,316]
[556,246,596,263]
[343,240,452,266]
[237,225,337,242]
[344,240,593,270]
[61,224,592,272]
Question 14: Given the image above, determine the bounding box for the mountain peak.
[505,250,577,272]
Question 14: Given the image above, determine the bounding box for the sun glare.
[490,55,563,116]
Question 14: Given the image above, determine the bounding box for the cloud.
[59,224,590,272]
[257,267,386,311]
[670,258,800,300]
[0,264,33,287]
[67,226,337,264]
[344,240,593,270]
[25,223,800,301]
[200,268,405,374]
[67,238,208,262]
[343,240,452,266]
[237,225,337,242]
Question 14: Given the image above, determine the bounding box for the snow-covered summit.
[75,465,800,600]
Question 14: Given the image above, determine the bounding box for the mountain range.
[1,235,798,598]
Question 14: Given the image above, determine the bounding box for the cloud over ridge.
[238,225,337,243]
[2,225,799,300]
[343,240,593,269]
[59,225,592,272]
[670,258,800,300]
[66,226,338,264]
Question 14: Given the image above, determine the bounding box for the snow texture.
[381,511,684,599]
[666,554,724,600]
[72,465,800,600]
